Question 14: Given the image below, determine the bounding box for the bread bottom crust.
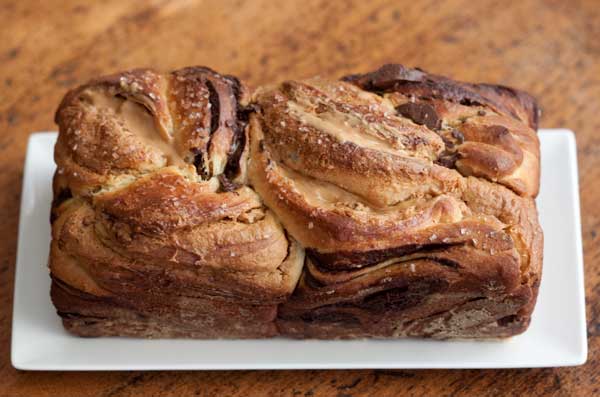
[277,289,534,339]
[52,276,536,339]
[51,278,279,338]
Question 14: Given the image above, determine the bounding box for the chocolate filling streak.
[396,102,441,130]
[300,259,462,296]
[224,122,246,180]
[436,151,460,169]
[206,80,221,135]
[192,149,208,179]
[306,243,463,270]
[50,188,73,223]
[434,129,464,168]
[394,102,459,168]
[217,174,240,192]
[190,71,237,178]
[292,278,450,319]
[224,83,253,181]
[278,263,461,330]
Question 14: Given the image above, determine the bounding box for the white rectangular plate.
[12,130,587,370]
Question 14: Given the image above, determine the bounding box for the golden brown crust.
[50,64,542,339]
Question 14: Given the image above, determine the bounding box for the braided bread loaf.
[50,64,542,339]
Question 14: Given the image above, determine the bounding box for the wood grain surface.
[1,0,599,396]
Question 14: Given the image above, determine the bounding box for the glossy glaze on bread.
[50,64,542,338]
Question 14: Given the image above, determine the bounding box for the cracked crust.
[50,64,542,339]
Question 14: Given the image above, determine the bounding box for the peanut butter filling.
[86,91,188,168]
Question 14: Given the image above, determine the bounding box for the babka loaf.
[50,64,542,338]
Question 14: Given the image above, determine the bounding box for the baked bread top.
[51,64,542,320]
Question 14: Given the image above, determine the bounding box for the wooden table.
[1,0,598,395]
